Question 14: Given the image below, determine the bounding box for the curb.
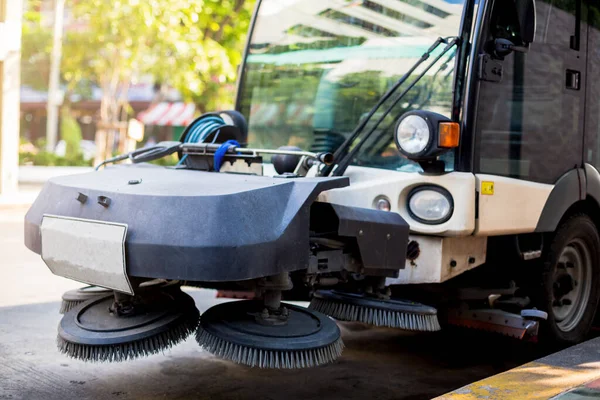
[553,379,600,399]
[436,337,600,399]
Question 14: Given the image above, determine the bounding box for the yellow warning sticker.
[481,181,494,195]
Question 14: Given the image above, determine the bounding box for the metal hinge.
[478,54,503,83]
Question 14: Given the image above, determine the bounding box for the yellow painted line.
[436,361,600,400]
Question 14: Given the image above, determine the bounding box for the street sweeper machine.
[24,0,600,368]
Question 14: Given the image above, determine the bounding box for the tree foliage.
[21,0,52,91]
[60,107,83,155]
[21,0,255,111]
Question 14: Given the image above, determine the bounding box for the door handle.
[566,69,581,90]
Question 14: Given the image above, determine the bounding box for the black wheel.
[537,214,600,344]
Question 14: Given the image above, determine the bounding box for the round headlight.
[407,186,453,224]
[395,115,431,155]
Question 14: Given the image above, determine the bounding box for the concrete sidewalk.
[438,336,600,399]
[0,166,91,207]
[0,183,42,207]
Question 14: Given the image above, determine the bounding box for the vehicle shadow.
[0,297,557,400]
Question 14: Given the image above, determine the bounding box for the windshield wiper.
[359,50,458,160]
[319,36,459,177]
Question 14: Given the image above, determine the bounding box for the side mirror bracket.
[493,38,529,59]
[489,0,536,60]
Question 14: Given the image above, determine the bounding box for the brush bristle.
[309,297,441,331]
[57,312,199,362]
[59,299,84,315]
[195,327,344,369]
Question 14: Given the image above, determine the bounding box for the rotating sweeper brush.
[60,285,112,314]
[310,290,441,332]
[57,285,199,362]
[196,301,343,369]
[196,273,344,369]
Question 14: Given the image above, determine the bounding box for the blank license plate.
[41,215,133,294]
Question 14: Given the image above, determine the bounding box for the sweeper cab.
[24,0,600,367]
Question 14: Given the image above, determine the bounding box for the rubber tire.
[536,214,600,344]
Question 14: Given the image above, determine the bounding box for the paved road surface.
[0,206,550,400]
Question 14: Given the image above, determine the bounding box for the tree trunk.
[94,76,130,166]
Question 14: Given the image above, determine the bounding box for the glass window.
[238,0,467,173]
[475,0,584,183]
[318,8,403,36]
[398,0,451,18]
[359,1,434,29]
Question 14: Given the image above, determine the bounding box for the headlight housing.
[407,186,453,224]
[394,110,459,162]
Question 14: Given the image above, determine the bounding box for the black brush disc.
[58,287,199,362]
[60,286,112,314]
[196,300,343,368]
[310,290,441,331]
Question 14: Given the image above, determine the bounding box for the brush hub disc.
[62,280,173,304]
[61,285,112,303]
[313,290,437,315]
[59,288,198,347]
[199,300,340,351]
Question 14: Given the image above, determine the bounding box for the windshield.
[238,0,467,172]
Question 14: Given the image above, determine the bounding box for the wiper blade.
[319,36,459,177]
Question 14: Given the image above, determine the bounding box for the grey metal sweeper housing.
[24,164,409,283]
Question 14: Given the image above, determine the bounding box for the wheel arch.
[536,165,600,233]
[580,164,600,233]
[585,164,600,227]
[536,168,585,233]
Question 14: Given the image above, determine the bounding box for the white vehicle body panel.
[315,167,557,283]
[474,174,553,236]
[318,166,476,236]
[386,235,487,284]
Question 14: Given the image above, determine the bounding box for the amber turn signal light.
[438,122,460,148]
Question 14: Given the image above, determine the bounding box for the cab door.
[474,0,586,185]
